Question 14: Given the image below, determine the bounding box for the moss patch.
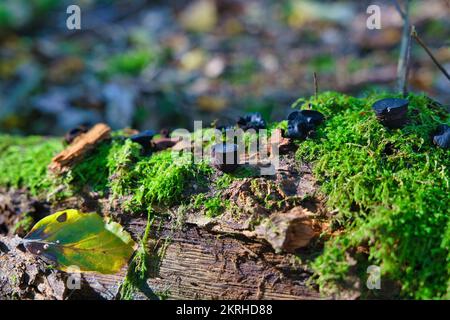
[0,135,63,196]
[295,92,449,299]
[120,210,153,300]
[193,193,229,218]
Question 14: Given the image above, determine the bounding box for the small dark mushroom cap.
[285,110,324,139]
[286,116,314,139]
[372,98,409,129]
[433,124,450,149]
[129,130,156,148]
[64,125,89,144]
[211,143,239,173]
[287,111,301,121]
[237,112,266,130]
[159,128,171,138]
[299,110,325,126]
[288,110,325,124]
[372,98,409,116]
[216,124,235,133]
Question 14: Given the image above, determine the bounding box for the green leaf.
[24,209,136,274]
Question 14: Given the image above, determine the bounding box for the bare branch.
[396,0,411,94]
[313,72,319,101]
[412,27,450,81]
[391,0,407,19]
[402,26,413,96]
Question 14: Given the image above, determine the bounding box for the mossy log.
[4,92,445,299]
[0,127,329,300]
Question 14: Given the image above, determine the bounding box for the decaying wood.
[250,207,317,253]
[49,123,111,173]
[0,215,325,300]
[0,144,331,300]
[0,235,68,300]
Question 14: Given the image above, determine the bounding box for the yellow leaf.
[24,209,136,274]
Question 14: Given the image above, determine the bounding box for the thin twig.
[402,25,413,96]
[313,72,318,101]
[391,0,406,19]
[411,28,450,81]
[395,0,411,94]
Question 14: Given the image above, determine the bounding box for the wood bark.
[49,123,111,173]
[0,213,324,300]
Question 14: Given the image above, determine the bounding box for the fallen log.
[0,214,325,300]
[0,131,330,300]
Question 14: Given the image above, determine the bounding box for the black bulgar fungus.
[433,124,450,149]
[372,98,409,128]
[287,110,301,121]
[299,110,325,126]
[286,110,324,140]
[151,137,181,151]
[64,125,89,144]
[286,116,313,139]
[159,128,170,138]
[211,143,239,173]
[129,130,156,149]
[237,112,266,130]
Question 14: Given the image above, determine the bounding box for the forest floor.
[1,0,449,136]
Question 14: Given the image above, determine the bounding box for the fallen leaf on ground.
[24,209,136,274]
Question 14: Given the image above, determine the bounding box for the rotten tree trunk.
[0,214,325,300]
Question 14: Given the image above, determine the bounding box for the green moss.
[107,139,143,199]
[64,142,115,194]
[0,135,63,196]
[295,91,449,299]
[125,150,213,210]
[61,138,213,210]
[120,210,153,300]
[0,133,212,211]
[214,174,234,190]
[193,193,229,218]
[214,166,260,190]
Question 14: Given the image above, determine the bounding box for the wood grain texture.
[0,216,325,300]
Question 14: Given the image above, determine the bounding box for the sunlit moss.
[63,139,214,210]
[0,135,63,196]
[192,193,229,218]
[295,91,449,299]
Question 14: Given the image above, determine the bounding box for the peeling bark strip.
[250,207,317,253]
[49,123,111,173]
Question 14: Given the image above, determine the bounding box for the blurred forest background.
[0,0,448,135]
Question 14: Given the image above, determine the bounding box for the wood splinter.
[49,123,111,173]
